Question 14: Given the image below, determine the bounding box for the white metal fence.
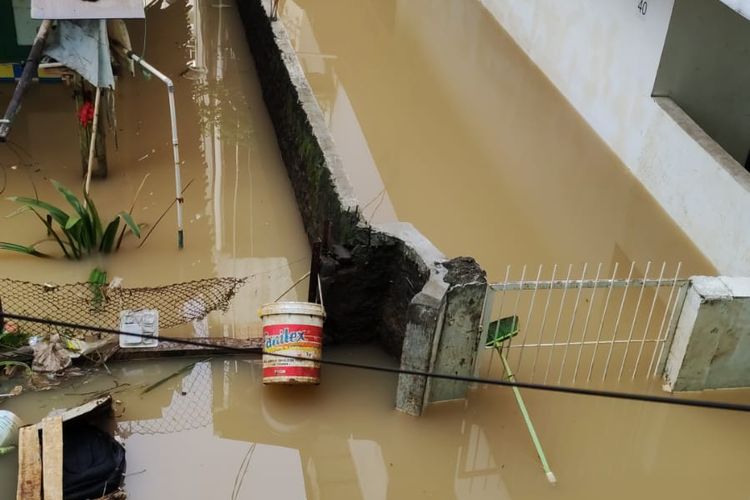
[480,262,688,386]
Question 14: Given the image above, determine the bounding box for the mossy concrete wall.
[236,0,487,415]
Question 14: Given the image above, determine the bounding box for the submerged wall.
[236,0,487,415]
[479,0,750,275]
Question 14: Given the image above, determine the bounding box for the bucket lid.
[259,301,326,318]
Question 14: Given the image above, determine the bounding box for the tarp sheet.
[43,19,114,88]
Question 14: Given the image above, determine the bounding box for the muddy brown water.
[279,0,716,277]
[0,0,748,499]
[0,0,310,337]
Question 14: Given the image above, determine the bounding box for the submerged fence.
[481,262,688,386]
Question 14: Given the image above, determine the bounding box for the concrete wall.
[236,0,487,415]
[655,0,750,165]
[479,0,750,275]
[664,276,750,391]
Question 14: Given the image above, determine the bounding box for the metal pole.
[632,262,666,379]
[602,262,636,381]
[617,261,652,380]
[117,45,185,249]
[647,262,682,377]
[0,20,53,142]
[307,241,322,303]
[586,263,619,381]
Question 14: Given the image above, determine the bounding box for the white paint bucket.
[259,301,325,384]
[0,410,23,447]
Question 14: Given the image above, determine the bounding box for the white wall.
[480,0,750,275]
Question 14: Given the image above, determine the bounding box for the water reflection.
[116,353,513,500]
[118,360,308,499]
[281,0,397,224]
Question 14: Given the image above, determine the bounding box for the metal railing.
[481,262,688,386]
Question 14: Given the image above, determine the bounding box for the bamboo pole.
[83,87,102,202]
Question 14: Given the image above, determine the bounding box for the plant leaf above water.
[0,242,47,257]
[1,180,144,259]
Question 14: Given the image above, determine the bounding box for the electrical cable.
[2,311,750,413]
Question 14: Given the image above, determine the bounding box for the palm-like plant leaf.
[0,242,48,257]
[118,211,141,238]
[2,180,144,259]
[100,218,120,253]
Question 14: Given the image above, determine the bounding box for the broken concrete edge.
[664,276,750,392]
[426,259,488,405]
[236,0,488,416]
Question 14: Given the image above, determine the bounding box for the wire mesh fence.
[481,262,688,386]
[0,277,246,337]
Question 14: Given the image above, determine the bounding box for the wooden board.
[31,0,144,20]
[33,396,112,431]
[41,416,63,500]
[16,426,42,500]
[112,337,263,361]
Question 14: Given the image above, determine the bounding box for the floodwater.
[0,0,310,337]
[270,0,748,499]
[0,1,748,500]
[279,0,716,278]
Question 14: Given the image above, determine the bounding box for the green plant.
[0,330,30,350]
[0,180,141,259]
[88,266,108,311]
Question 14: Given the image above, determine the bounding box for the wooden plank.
[41,416,63,500]
[33,396,112,431]
[16,426,42,500]
[112,337,263,361]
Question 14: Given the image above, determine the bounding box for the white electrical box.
[119,310,159,348]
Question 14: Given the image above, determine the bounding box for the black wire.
[3,311,750,413]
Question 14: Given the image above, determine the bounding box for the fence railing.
[480,262,688,386]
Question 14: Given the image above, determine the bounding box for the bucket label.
[263,324,322,353]
[262,323,322,382]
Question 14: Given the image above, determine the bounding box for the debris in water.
[140,358,208,395]
[136,149,156,162]
[32,333,72,372]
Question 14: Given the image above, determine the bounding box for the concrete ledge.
[654,97,750,195]
[236,0,487,415]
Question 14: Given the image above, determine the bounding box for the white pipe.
[123,48,185,249]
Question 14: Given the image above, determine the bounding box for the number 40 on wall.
[637,0,648,16]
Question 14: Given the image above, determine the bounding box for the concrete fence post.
[664,276,750,392]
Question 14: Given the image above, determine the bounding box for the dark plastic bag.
[63,424,126,499]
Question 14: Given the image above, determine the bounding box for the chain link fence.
[0,277,247,337]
